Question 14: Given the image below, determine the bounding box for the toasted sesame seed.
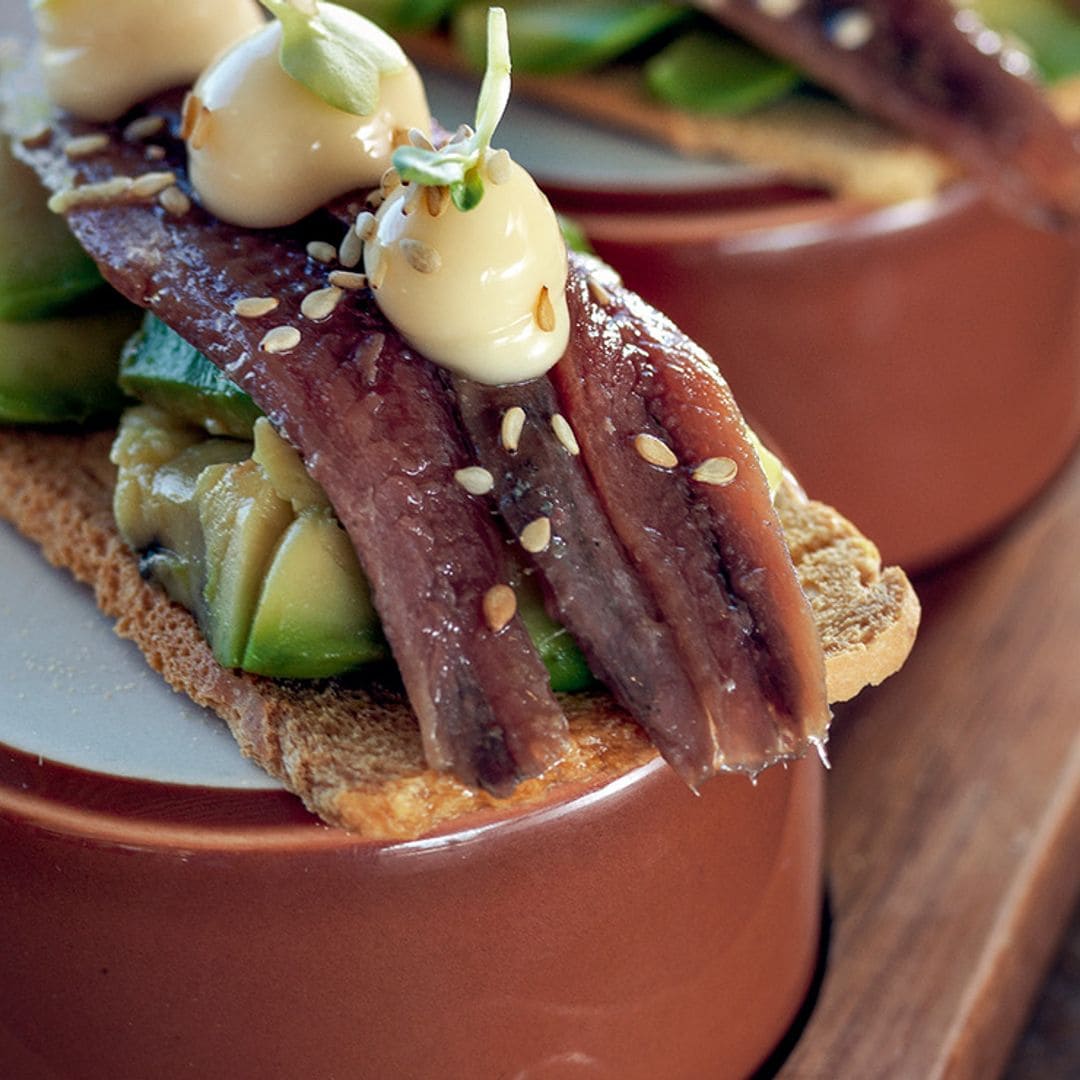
[300,285,343,321]
[520,517,552,554]
[306,240,337,265]
[380,166,401,196]
[692,456,739,486]
[123,115,166,142]
[260,326,302,353]
[368,256,387,290]
[587,274,612,307]
[20,125,52,150]
[424,184,451,218]
[158,185,191,216]
[400,237,441,274]
[144,144,167,162]
[483,584,517,633]
[48,176,133,213]
[130,170,176,199]
[64,133,110,159]
[485,148,513,185]
[329,270,367,290]
[501,406,526,452]
[534,286,556,332]
[354,210,377,243]
[338,227,363,268]
[234,296,279,318]
[180,94,212,150]
[455,466,495,496]
[756,0,804,17]
[407,127,434,151]
[551,414,580,456]
[829,9,874,50]
[634,433,679,469]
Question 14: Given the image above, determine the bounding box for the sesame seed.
[259,326,302,353]
[380,166,401,196]
[123,115,166,142]
[692,456,739,486]
[400,237,441,274]
[233,296,279,318]
[368,257,387,290]
[534,286,556,332]
[407,127,434,151]
[634,433,679,469]
[587,274,612,307]
[306,240,337,265]
[144,144,167,162]
[501,406,526,452]
[455,466,496,496]
[550,414,580,456]
[365,189,385,210]
[520,517,552,554]
[449,124,474,145]
[483,584,517,633]
[486,148,513,185]
[354,210,377,243]
[828,8,874,50]
[401,183,424,216]
[755,0,804,17]
[158,185,191,216]
[130,170,176,199]
[390,127,411,149]
[424,184,450,218]
[329,270,367,290]
[300,285,343,321]
[338,227,363,268]
[20,125,52,150]
[48,176,133,213]
[64,133,110,159]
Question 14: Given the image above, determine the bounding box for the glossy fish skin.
[695,0,1080,227]
[551,258,830,772]
[19,107,569,794]
[452,372,719,788]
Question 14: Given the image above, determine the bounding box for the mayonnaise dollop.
[32,0,266,123]
[185,17,430,229]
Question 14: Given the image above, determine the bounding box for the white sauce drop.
[187,21,430,229]
[365,159,570,385]
[33,0,266,123]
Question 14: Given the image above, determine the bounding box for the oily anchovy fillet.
[18,107,568,794]
[452,373,718,788]
[551,258,830,771]
[695,0,1080,227]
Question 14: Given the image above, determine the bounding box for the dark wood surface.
[779,444,1080,1078]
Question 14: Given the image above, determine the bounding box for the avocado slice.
[244,509,389,678]
[0,135,105,322]
[119,315,263,439]
[0,307,139,424]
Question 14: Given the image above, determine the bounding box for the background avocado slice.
[0,135,106,322]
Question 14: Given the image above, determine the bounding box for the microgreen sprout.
[259,0,408,116]
[392,7,512,212]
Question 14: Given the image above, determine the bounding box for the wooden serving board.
[779,445,1080,1078]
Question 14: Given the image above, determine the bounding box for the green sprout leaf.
[260,0,408,116]
[390,6,512,211]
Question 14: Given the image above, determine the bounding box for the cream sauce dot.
[365,160,570,385]
[33,0,266,123]
[187,21,430,229]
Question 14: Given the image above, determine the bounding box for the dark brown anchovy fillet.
[551,258,830,770]
[451,372,719,788]
[695,0,1080,227]
[17,106,568,794]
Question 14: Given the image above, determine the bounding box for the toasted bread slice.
[0,426,918,840]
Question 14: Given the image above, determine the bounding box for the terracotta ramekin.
[0,745,824,1080]
[556,180,1080,571]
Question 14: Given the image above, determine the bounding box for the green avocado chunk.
[119,315,263,439]
[0,307,138,424]
[0,136,105,322]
